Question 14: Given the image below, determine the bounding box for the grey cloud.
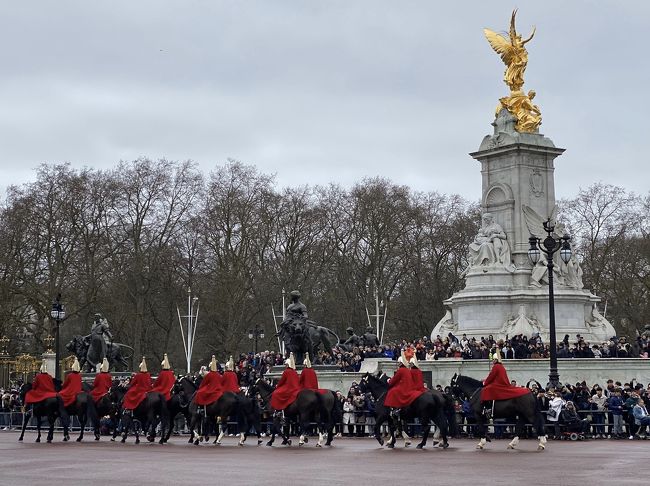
[1,1,649,200]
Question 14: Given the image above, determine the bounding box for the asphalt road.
[0,431,647,486]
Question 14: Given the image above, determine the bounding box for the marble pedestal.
[432,110,615,343]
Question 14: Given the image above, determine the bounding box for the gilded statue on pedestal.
[484,9,542,132]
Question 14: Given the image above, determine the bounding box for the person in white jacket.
[547,392,565,439]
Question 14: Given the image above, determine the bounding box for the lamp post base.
[548,370,561,390]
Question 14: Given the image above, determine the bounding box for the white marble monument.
[432,109,615,343]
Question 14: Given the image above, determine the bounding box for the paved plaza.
[1,432,647,485]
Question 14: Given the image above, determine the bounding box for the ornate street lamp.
[50,294,65,381]
[528,220,571,390]
[248,325,265,355]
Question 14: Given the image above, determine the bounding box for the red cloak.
[270,368,301,410]
[59,372,83,407]
[222,371,240,394]
[151,369,176,401]
[24,373,58,404]
[122,372,152,409]
[299,367,328,394]
[91,372,113,402]
[480,363,530,401]
[384,366,424,408]
[194,371,224,406]
[410,367,427,394]
[299,367,319,389]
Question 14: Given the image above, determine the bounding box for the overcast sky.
[1,1,648,202]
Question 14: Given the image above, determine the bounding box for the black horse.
[18,384,70,443]
[359,373,450,449]
[88,382,122,441]
[111,387,169,444]
[63,387,92,442]
[187,389,261,447]
[450,373,547,450]
[253,378,335,447]
[161,376,195,443]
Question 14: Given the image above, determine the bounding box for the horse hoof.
[63,437,69,442]
[95,436,100,441]
[507,444,514,450]
[35,438,40,443]
[387,443,394,449]
[442,442,449,449]
[316,443,322,448]
[266,441,273,447]
[194,440,200,446]
[76,437,82,442]
[287,439,292,446]
[111,437,116,442]
[47,439,52,444]
[404,441,411,448]
[18,437,23,442]
[538,445,545,451]
[121,438,126,444]
[238,442,244,447]
[416,444,424,450]
[257,440,263,446]
[135,439,140,445]
[147,436,154,443]
[378,438,384,446]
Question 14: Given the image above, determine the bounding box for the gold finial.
[484,10,541,132]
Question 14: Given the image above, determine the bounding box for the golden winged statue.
[484,10,541,133]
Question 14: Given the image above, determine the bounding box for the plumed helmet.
[139,356,148,373]
[493,348,502,363]
[226,355,235,371]
[409,355,420,369]
[71,357,81,372]
[100,357,110,373]
[290,290,301,298]
[161,353,171,370]
[209,355,218,372]
[40,361,48,373]
[303,353,312,368]
[284,352,296,370]
[397,351,409,368]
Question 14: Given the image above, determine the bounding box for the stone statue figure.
[65,314,132,372]
[361,326,380,347]
[467,213,515,272]
[484,10,541,132]
[340,327,362,351]
[278,290,340,363]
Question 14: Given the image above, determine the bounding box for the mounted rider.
[151,354,176,401]
[59,357,83,407]
[299,353,325,393]
[90,358,112,403]
[24,362,59,405]
[122,357,152,411]
[480,349,529,417]
[222,356,241,394]
[409,354,427,394]
[384,351,424,417]
[194,356,224,406]
[270,353,301,411]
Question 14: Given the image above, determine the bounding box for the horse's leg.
[121,412,130,443]
[266,415,279,446]
[476,414,488,449]
[532,411,547,450]
[434,409,450,449]
[417,418,431,449]
[46,414,55,443]
[19,408,31,441]
[373,414,386,446]
[400,418,412,447]
[215,418,226,445]
[298,411,309,446]
[77,408,86,442]
[386,417,397,448]
[35,414,42,442]
[111,411,120,441]
[508,416,523,450]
